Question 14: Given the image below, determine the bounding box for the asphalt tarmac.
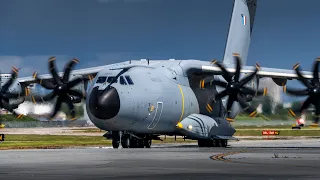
[1,140,320,180]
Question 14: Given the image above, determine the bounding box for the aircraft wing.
[179,60,315,84]
[201,65,312,80]
[17,65,109,86]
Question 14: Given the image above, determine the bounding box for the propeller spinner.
[32,56,85,120]
[207,53,267,121]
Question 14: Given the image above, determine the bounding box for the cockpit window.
[107,76,118,83]
[125,75,134,85]
[119,76,127,85]
[96,76,107,83]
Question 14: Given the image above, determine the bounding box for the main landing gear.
[111,131,152,149]
[197,139,228,147]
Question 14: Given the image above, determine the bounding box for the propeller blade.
[3,92,22,99]
[300,96,312,113]
[48,56,62,85]
[33,72,55,89]
[283,86,309,96]
[239,87,255,96]
[226,96,235,118]
[62,58,79,83]
[237,94,257,117]
[293,63,313,89]
[68,89,85,99]
[239,63,260,86]
[207,80,227,88]
[1,100,19,114]
[211,60,232,82]
[50,96,62,119]
[2,67,19,92]
[312,58,320,86]
[313,100,320,124]
[65,97,76,120]
[214,89,228,100]
[234,55,241,82]
[67,77,83,89]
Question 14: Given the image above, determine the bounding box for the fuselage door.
[147,101,163,129]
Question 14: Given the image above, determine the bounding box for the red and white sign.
[262,130,280,135]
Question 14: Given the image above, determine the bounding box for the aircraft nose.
[89,86,120,119]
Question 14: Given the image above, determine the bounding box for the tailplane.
[222,0,258,66]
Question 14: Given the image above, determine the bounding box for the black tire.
[112,139,120,149]
[222,140,228,147]
[198,140,206,147]
[144,139,152,148]
[213,139,219,147]
[130,138,137,148]
[121,135,130,148]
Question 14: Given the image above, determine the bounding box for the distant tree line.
[245,95,311,120]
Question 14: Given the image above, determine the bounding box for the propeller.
[0,66,26,118]
[207,53,267,121]
[32,56,85,120]
[284,57,320,125]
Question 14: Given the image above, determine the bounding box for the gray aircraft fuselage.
[86,59,233,135]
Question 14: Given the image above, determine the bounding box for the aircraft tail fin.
[222,0,258,66]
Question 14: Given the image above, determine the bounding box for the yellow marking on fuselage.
[178,84,185,122]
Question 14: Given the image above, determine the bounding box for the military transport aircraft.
[0,0,319,148]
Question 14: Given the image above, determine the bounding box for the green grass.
[0,134,194,150]
[234,129,320,136]
[234,113,296,121]
[0,114,38,122]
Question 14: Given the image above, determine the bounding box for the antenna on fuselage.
[147,58,149,65]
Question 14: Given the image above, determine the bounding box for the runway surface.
[1,139,320,180]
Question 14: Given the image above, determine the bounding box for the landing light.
[187,125,192,130]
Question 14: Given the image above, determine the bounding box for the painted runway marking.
[210,152,242,162]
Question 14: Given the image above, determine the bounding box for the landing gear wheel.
[213,139,219,147]
[216,139,227,147]
[112,139,120,149]
[144,139,152,148]
[129,138,137,148]
[136,139,144,148]
[111,131,120,149]
[221,140,228,147]
[121,135,130,148]
[198,140,206,147]
[198,140,213,147]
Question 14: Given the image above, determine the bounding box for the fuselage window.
[96,76,107,83]
[107,76,118,83]
[125,75,134,85]
[119,76,127,85]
